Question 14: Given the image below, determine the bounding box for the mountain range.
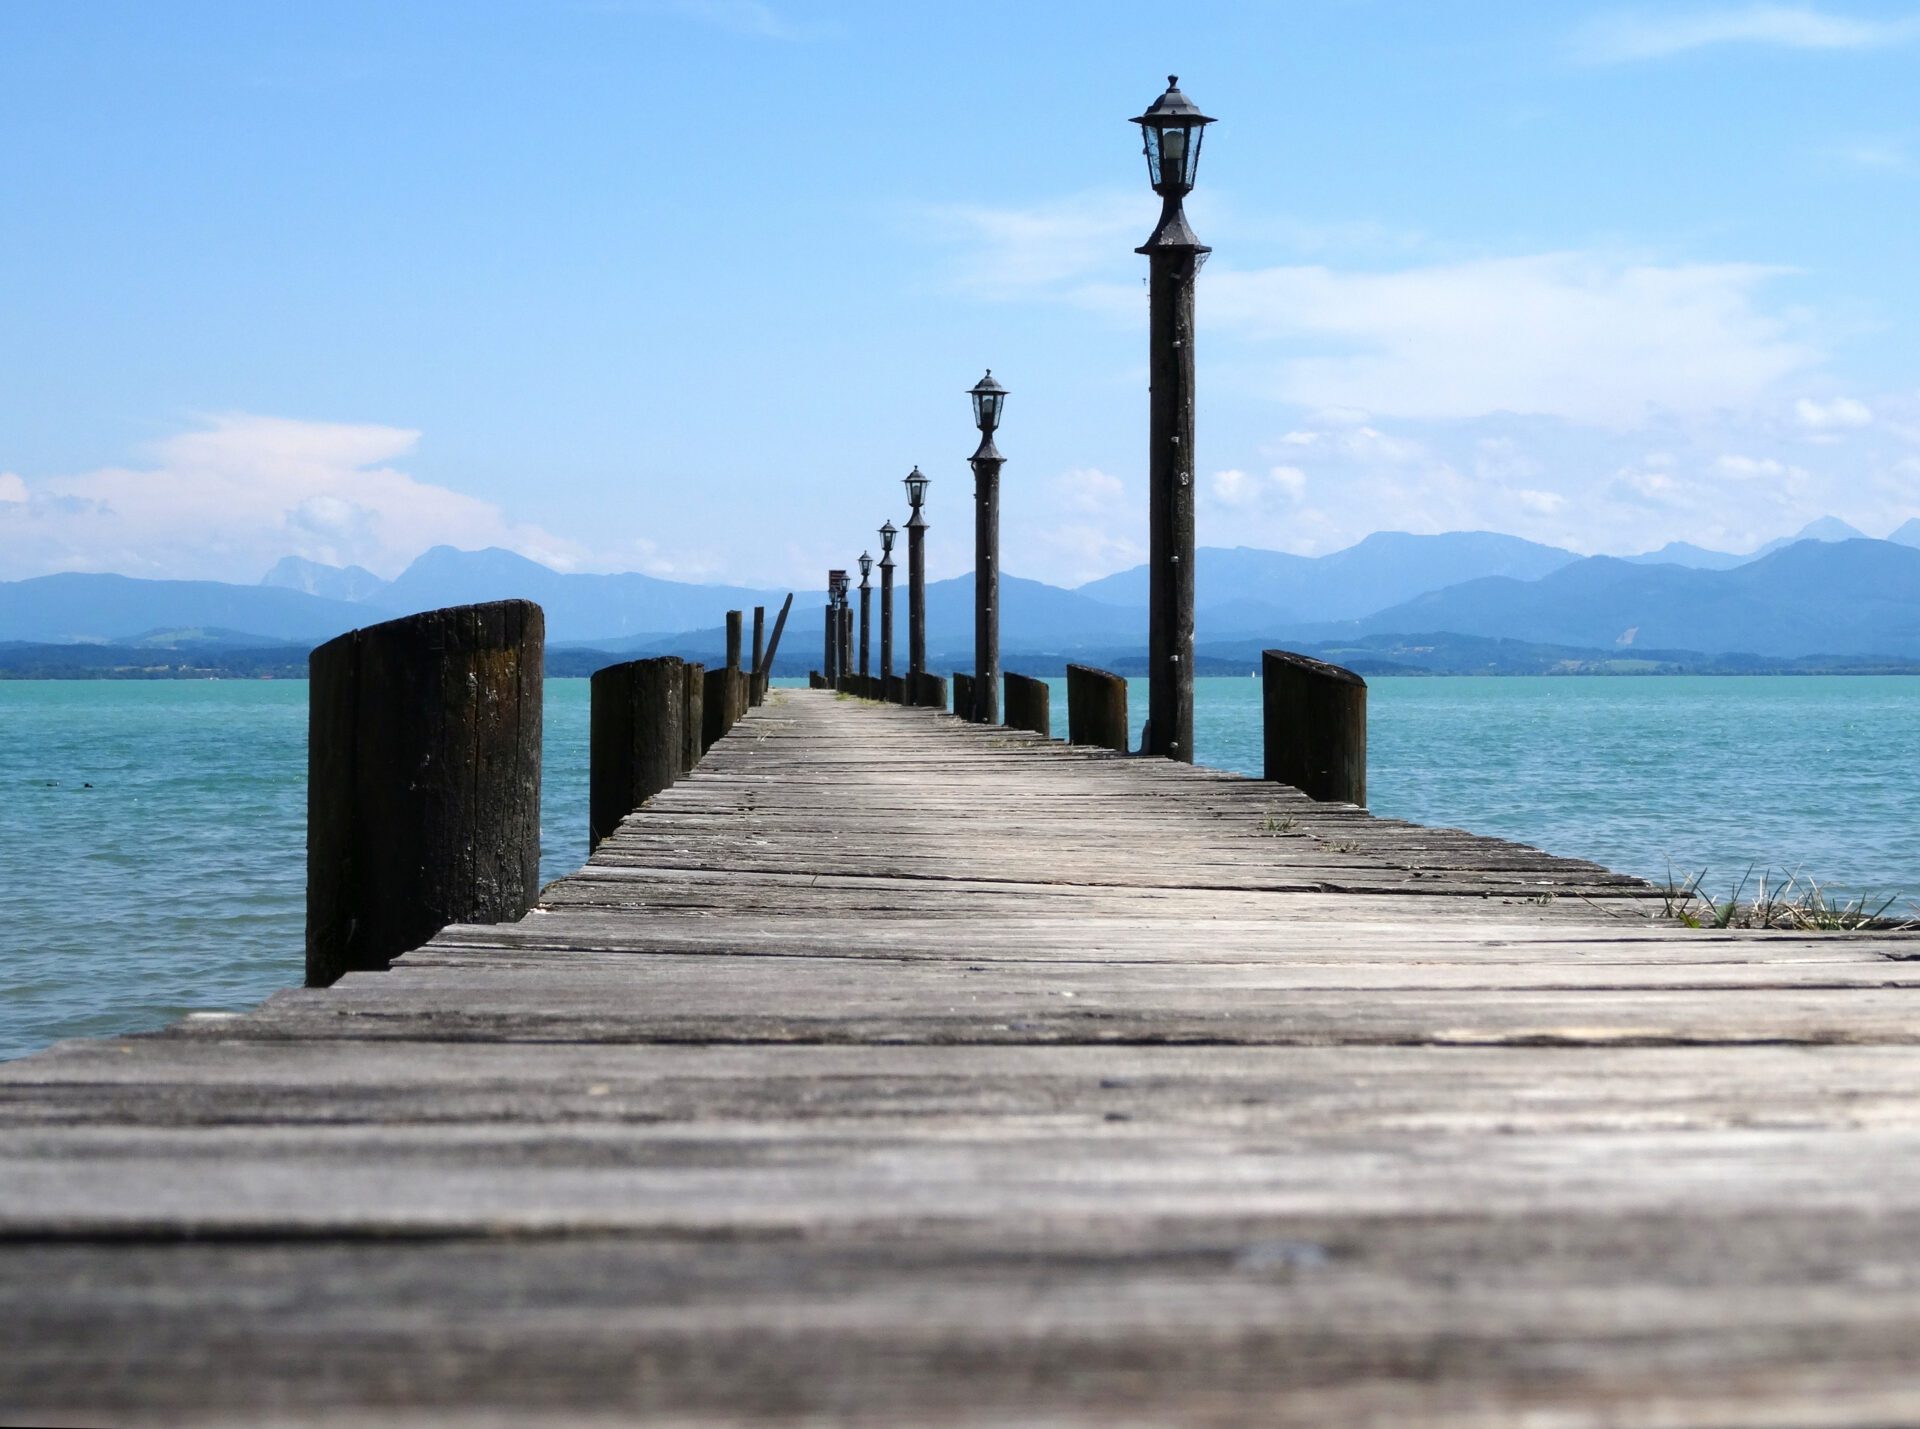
[8,516,1920,670]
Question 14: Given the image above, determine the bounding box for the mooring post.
[913,672,948,710]
[306,600,543,988]
[1003,672,1051,738]
[1262,649,1367,806]
[1066,663,1129,753]
[680,661,705,774]
[589,656,684,852]
[953,671,974,721]
[886,674,904,703]
[724,609,748,726]
[750,606,766,706]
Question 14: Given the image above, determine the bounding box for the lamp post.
[830,568,851,688]
[967,370,1007,725]
[878,520,897,694]
[826,569,847,686]
[904,466,930,680]
[857,550,873,684]
[1133,75,1213,763]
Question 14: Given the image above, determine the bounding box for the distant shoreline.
[6,644,1920,682]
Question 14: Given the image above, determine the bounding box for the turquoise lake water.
[3,675,1917,1060]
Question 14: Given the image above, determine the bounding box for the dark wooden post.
[307,600,542,988]
[750,606,765,706]
[913,672,948,710]
[810,671,826,689]
[589,656,683,852]
[1262,649,1366,806]
[1066,663,1129,753]
[755,592,792,708]
[952,672,974,721]
[823,603,837,686]
[703,667,728,751]
[680,661,705,773]
[1003,672,1051,737]
[886,674,904,703]
[726,610,743,677]
[838,603,852,689]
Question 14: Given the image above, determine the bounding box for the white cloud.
[0,472,26,504]
[1209,465,1307,510]
[0,414,578,582]
[1210,253,1813,425]
[1576,6,1920,61]
[1794,395,1874,429]
[1055,466,1127,513]
[1717,453,1805,481]
[929,190,1147,300]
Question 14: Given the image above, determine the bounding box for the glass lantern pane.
[1184,125,1204,186]
[1160,127,1188,187]
[1143,127,1163,188]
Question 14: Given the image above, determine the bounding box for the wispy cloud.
[0,415,581,583]
[1212,254,1815,425]
[1576,5,1920,62]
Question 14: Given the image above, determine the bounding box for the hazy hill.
[1350,539,1920,657]
[261,556,390,604]
[1621,540,1751,570]
[383,546,783,642]
[0,573,373,645]
[1077,531,1580,621]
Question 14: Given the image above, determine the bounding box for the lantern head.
[968,370,1008,435]
[904,466,930,509]
[858,550,873,581]
[879,519,897,556]
[1131,75,1213,197]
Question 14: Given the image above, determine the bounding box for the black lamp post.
[968,370,1007,725]
[857,550,873,683]
[824,568,840,686]
[904,466,930,680]
[830,568,851,687]
[1133,75,1213,762]
[878,520,897,695]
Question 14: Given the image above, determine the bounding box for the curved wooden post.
[1066,663,1128,753]
[1003,672,1051,737]
[306,600,543,988]
[952,672,975,722]
[750,606,766,706]
[913,672,948,710]
[589,656,683,852]
[1263,649,1367,805]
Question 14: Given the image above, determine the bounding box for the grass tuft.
[1660,862,1915,932]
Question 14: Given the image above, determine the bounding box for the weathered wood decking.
[6,688,1920,1424]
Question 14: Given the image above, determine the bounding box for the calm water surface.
[3,674,1916,1060]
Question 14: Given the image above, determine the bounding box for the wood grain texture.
[8,688,1920,1425]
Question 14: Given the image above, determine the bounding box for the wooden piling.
[1066,663,1129,753]
[886,674,905,703]
[750,606,765,706]
[913,672,948,710]
[680,662,705,774]
[756,594,792,707]
[1003,672,1051,738]
[589,656,683,852]
[810,671,826,689]
[1262,648,1367,806]
[726,611,743,676]
[306,600,543,988]
[952,672,975,722]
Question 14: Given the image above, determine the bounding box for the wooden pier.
[7,687,1920,1423]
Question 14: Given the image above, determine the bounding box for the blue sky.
[2,0,1917,587]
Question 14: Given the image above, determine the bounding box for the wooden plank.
[5,686,1920,1425]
